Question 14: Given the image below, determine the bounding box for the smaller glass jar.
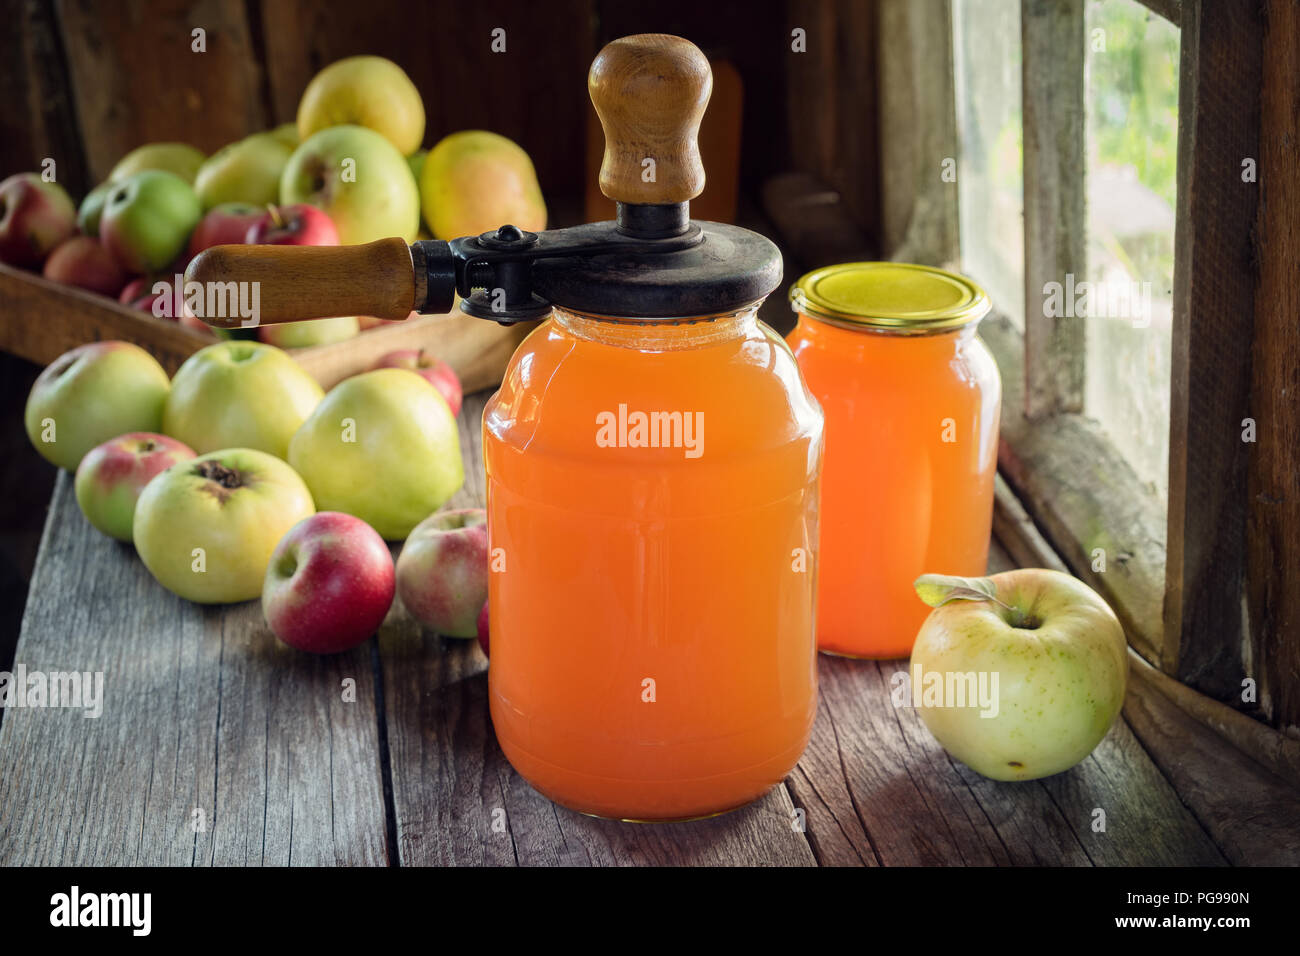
[787,263,1001,659]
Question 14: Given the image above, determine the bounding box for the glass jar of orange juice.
[485,301,824,821]
[788,263,1000,659]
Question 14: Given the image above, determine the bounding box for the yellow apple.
[163,341,324,459]
[421,130,546,240]
[108,142,206,185]
[296,55,425,156]
[288,369,463,540]
[280,125,420,244]
[133,448,315,603]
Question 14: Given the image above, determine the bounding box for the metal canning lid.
[789,262,991,331]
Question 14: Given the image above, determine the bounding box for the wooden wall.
[0,0,881,243]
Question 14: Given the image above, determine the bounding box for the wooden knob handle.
[589,34,712,205]
[183,238,416,328]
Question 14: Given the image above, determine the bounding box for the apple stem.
[267,204,283,229]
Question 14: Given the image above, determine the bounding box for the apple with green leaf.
[909,570,1127,782]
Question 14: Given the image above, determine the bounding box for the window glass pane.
[953,0,1024,329]
[1085,0,1179,501]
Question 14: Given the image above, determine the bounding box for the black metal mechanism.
[412,199,783,324]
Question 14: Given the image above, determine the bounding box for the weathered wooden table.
[0,392,1237,866]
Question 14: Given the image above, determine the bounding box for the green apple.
[108,142,206,185]
[163,341,324,459]
[297,55,425,156]
[280,125,419,245]
[407,148,427,183]
[76,182,114,237]
[100,170,202,273]
[909,570,1128,782]
[194,132,294,210]
[258,315,359,349]
[269,122,299,151]
[25,342,171,471]
[133,448,315,603]
[288,368,463,540]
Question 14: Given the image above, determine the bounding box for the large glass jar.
[484,303,824,821]
[788,263,1001,659]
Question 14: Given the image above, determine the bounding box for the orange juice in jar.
[485,304,823,821]
[788,263,1001,659]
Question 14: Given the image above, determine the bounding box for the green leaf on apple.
[913,574,1000,608]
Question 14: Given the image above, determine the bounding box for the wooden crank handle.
[183,237,418,328]
[588,33,713,206]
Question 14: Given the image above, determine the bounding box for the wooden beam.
[982,312,1167,667]
[0,0,89,196]
[54,0,271,183]
[1136,0,1180,25]
[1245,0,1300,730]
[1163,0,1262,699]
[1020,0,1086,419]
[877,0,959,266]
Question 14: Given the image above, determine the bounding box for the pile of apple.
[24,336,491,656]
[0,53,547,351]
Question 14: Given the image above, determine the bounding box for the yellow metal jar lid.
[790,262,991,331]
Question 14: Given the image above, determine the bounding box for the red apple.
[395,509,487,638]
[477,601,489,657]
[263,511,395,654]
[74,432,195,541]
[0,173,77,269]
[118,276,152,304]
[245,203,339,246]
[119,275,190,321]
[42,236,127,296]
[371,349,462,416]
[185,202,264,260]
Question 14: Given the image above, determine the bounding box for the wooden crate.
[0,263,533,393]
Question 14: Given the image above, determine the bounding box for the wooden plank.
[0,473,389,865]
[291,314,534,394]
[759,172,877,271]
[0,0,90,196]
[1163,0,1262,697]
[381,391,816,866]
[1124,648,1300,865]
[783,0,880,243]
[0,263,526,392]
[1020,0,1086,418]
[55,0,270,184]
[0,262,214,375]
[982,311,1166,666]
[877,0,959,265]
[1137,0,1180,25]
[1245,0,1300,730]
[992,473,1068,575]
[254,0,595,205]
